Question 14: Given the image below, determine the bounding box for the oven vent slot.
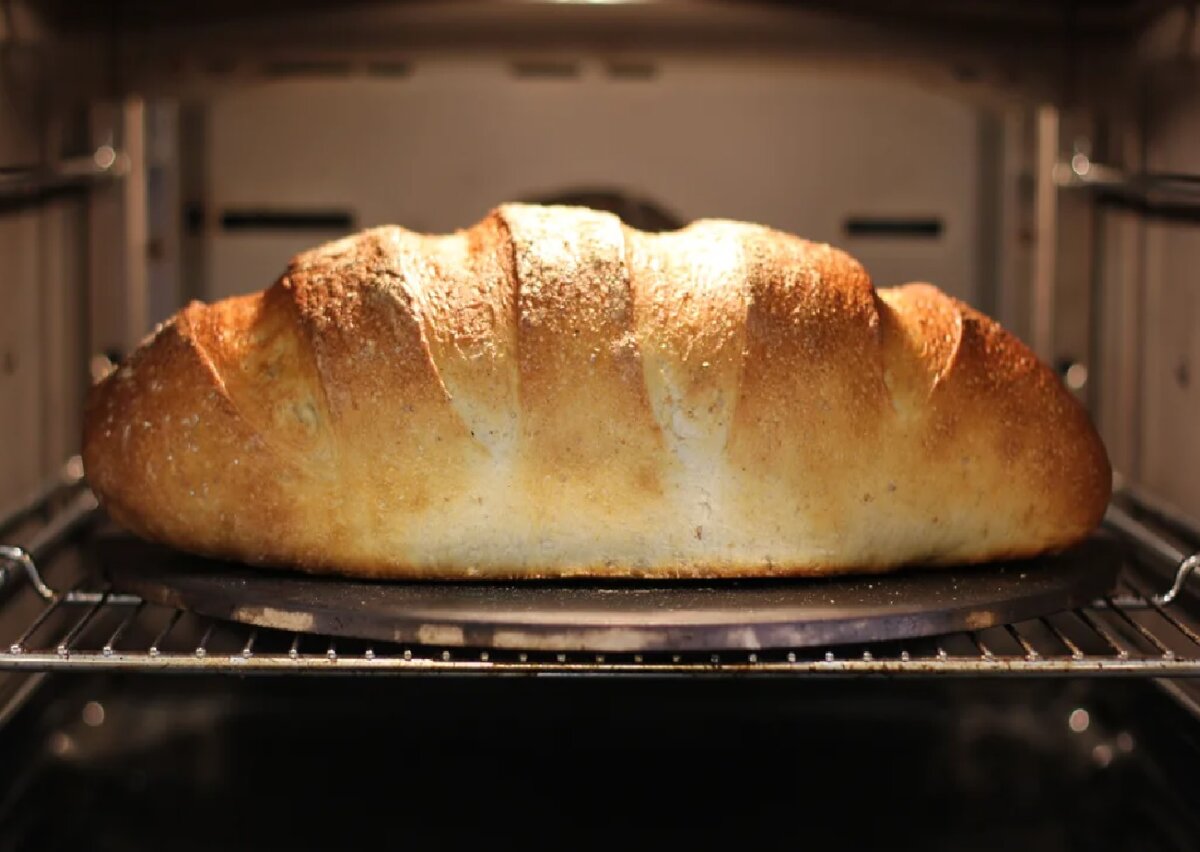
[218,209,355,233]
[510,60,581,79]
[261,60,354,78]
[843,216,943,239]
[606,61,657,80]
[364,61,412,78]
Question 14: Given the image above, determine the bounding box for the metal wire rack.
[1,460,1198,677]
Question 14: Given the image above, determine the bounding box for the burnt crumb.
[695,525,703,540]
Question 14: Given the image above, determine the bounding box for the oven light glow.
[64,456,85,481]
[82,700,106,727]
[48,731,74,756]
[1068,707,1090,733]
[93,145,117,171]
[1065,363,1089,391]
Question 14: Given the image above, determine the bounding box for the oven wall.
[0,3,89,515]
[1094,7,1200,519]
[197,61,989,308]
[0,85,48,513]
[10,3,1196,525]
[1135,79,1200,515]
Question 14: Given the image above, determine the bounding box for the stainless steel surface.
[0,490,117,605]
[0,458,86,538]
[1116,477,1200,544]
[1105,501,1200,605]
[1157,677,1200,720]
[98,536,1121,653]
[1056,159,1200,220]
[0,672,44,730]
[0,459,98,602]
[0,147,127,211]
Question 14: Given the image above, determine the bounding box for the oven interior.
[2,1,1200,846]
[2,677,1200,851]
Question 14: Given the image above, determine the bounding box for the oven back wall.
[200,61,985,305]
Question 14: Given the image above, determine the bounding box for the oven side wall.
[0,3,81,515]
[1094,6,1200,520]
[1137,83,1200,516]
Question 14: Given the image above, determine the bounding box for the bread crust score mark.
[82,204,1112,579]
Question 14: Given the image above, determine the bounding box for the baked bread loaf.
[83,204,1110,579]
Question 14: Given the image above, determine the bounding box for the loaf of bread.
[82,204,1110,579]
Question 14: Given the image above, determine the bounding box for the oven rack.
[0,147,128,213]
[1,461,1198,677]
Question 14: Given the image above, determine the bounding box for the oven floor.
[0,677,1197,851]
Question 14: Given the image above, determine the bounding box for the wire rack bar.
[194,620,216,658]
[241,629,259,658]
[148,610,183,657]
[1040,616,1084,659]
[55,591,109,656]
[1103,594,1177,658]
[0,593,1196,676]
[968,631,995,659]
[1074,607,1134,658]
[102,602,142,657]
[1123,573,1200,647]
[8,591,72,655]
[0,148,127,213]
[1005,623,1040,659]
[1105,502,1199,604]
[0,652,1197,676]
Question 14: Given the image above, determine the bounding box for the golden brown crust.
[82,204,1111,579]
